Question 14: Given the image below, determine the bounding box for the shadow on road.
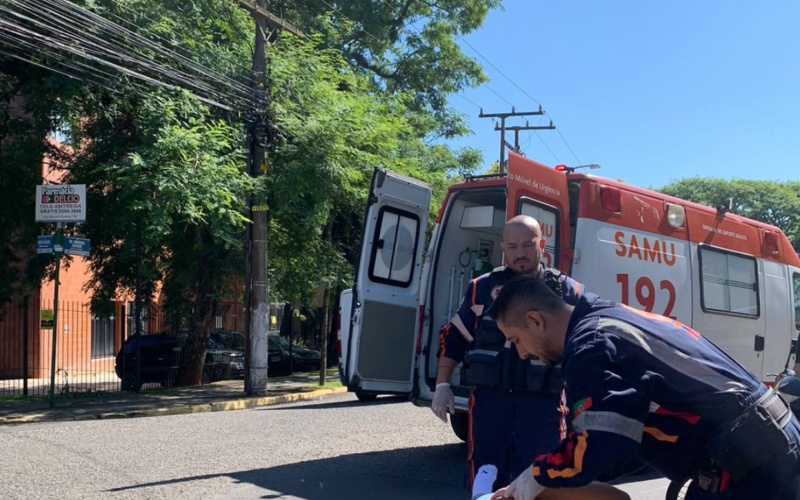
[261,395,409,412]
[107,444,467,500]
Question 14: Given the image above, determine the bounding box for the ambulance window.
[793,273,800,330]
[518,199,559,268]
[699,246,759,317]
[368,206,420,287]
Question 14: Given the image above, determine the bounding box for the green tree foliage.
[659,178,800,253]
[278,0,499,139]
[0,72,57,306]
[0,0,491,382]
[266,35,478,306]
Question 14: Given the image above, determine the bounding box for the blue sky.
[445,1,800,188]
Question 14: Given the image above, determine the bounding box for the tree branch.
[345,50,399,81]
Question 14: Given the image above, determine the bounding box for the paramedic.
[431,215,583,490]
[488,275,800,500]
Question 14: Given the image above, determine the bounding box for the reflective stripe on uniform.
[471,304,484,316]
[573,411,644,443]
[643,426,679,443]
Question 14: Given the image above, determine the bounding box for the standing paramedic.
[489,276,800,500]
[431,215,583,491]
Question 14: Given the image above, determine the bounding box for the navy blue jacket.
[533,294,769,487]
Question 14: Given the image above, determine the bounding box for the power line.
[0,0,259,112]
[417,0,580,164]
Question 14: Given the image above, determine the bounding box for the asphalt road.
[0,393,671,500]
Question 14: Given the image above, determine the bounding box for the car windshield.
[268,335,289,348]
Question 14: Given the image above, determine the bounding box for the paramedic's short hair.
[489,275,567,327]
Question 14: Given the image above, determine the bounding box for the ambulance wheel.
[450,412,469,443]
[665,478,690,500]
[355,390,378,402]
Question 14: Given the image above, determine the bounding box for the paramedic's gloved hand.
[431,382,455,423]
[491,465,545,500]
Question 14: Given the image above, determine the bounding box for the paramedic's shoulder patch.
[573,397,593,417]
[490,285,503,300]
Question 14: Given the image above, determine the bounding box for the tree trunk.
[177,238,218,386]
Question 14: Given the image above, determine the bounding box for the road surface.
[0,393,670,499]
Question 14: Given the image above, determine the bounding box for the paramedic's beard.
[513,259,539,276]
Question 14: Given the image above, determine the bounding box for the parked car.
[115,333,244,391]
[209,330,319,376]
[267,334,321,375]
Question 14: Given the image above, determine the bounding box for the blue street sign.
[37,235,54,254]
[64,237,90,257]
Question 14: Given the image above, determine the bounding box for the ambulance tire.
[450,412,469,442]
[665,478,690,500]
[355,390,378,402]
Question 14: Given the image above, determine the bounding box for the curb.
[0,386,348,425]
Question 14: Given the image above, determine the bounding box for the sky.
[445,1,800,189]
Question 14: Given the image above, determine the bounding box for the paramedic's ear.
[525,310,545,334]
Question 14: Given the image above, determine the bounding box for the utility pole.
[238,0,304,396]
[479,107,545,173]
[494,121,556,155]
[245,0,270,396]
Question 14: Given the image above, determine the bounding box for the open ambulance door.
[506,151,572,273]
[343,168,431,395]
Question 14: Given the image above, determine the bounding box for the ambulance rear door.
[343,168,431,395]
[506,151,572,272]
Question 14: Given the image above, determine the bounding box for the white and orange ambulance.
[338,152,800,438]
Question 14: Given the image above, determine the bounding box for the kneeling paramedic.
[488,275,800,500]
[432,216,583,491]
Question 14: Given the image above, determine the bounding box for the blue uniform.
[532,294,800,499]
[439,265,583,490]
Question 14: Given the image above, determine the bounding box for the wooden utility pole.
[239,0,304,396]
[494,121,556,155]
[479,107,546,172]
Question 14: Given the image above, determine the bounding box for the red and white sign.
[36,184,86,222]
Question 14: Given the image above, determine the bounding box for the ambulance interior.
[425,189,507,395]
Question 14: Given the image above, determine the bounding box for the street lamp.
[555,164,601,174]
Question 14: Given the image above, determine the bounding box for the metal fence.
[0,297,247,398]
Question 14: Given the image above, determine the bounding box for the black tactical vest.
[461,266,565,393]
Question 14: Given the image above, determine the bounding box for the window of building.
[368,206,420,287]
[91,315,116,359]
[699,246,759,317]
[126,302,150,336]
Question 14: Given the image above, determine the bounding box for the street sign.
[40,309,54,329]
[35,184,86,222]
[37,235,54,254]
[64,237,90,257]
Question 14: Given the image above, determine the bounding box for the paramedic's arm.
[432,280,478,421]
[793,336,800,374]
[529,337,649,489]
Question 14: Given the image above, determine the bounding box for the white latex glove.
[493,465,545,500]
[431,382,455,423]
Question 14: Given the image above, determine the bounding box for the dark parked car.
[268,335,321,375]
[115,333,244,391]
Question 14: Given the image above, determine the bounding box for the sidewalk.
[0,371,346,425]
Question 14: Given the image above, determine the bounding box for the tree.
[273,0,500,139]
[659,178,800,253]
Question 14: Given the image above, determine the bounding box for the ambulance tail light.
[765,231,779,253]
[600,186,621,213]
[666,204,685,229]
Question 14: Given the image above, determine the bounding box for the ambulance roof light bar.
[555,163,601,173]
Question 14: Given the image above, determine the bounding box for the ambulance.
[338,152,800,438]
